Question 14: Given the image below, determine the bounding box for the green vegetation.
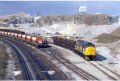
[0,43,7,79]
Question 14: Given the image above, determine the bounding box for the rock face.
[8,16,34,24]
[112,14,120,23]
[32,14,112,27]
[0,12,34,26]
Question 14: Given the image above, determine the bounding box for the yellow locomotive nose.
[84,46,96,56]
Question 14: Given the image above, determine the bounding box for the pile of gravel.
[95,27,120,43]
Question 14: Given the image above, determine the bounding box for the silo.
[79,6,87,14]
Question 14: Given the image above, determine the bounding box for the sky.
[0,1,120,16]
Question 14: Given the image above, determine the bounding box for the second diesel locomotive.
[53,36,96,60]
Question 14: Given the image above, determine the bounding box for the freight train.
[53,36,96,60]
[0,29,48,47]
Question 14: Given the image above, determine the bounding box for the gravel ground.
[0,42,8,80]
[0,40,24,80]
[5,45,23,80]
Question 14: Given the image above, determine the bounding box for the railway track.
[2,36,119,80]
[0,37,40,80]
[90,61,120,80]
[39,47,99,80]
[50,44,120,80]
[0,36,54,80]
[16,41,55,80]
[40,44,120,80]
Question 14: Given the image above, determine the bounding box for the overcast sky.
[0,1,120,16]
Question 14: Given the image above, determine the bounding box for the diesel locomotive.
[53,36,96,60]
